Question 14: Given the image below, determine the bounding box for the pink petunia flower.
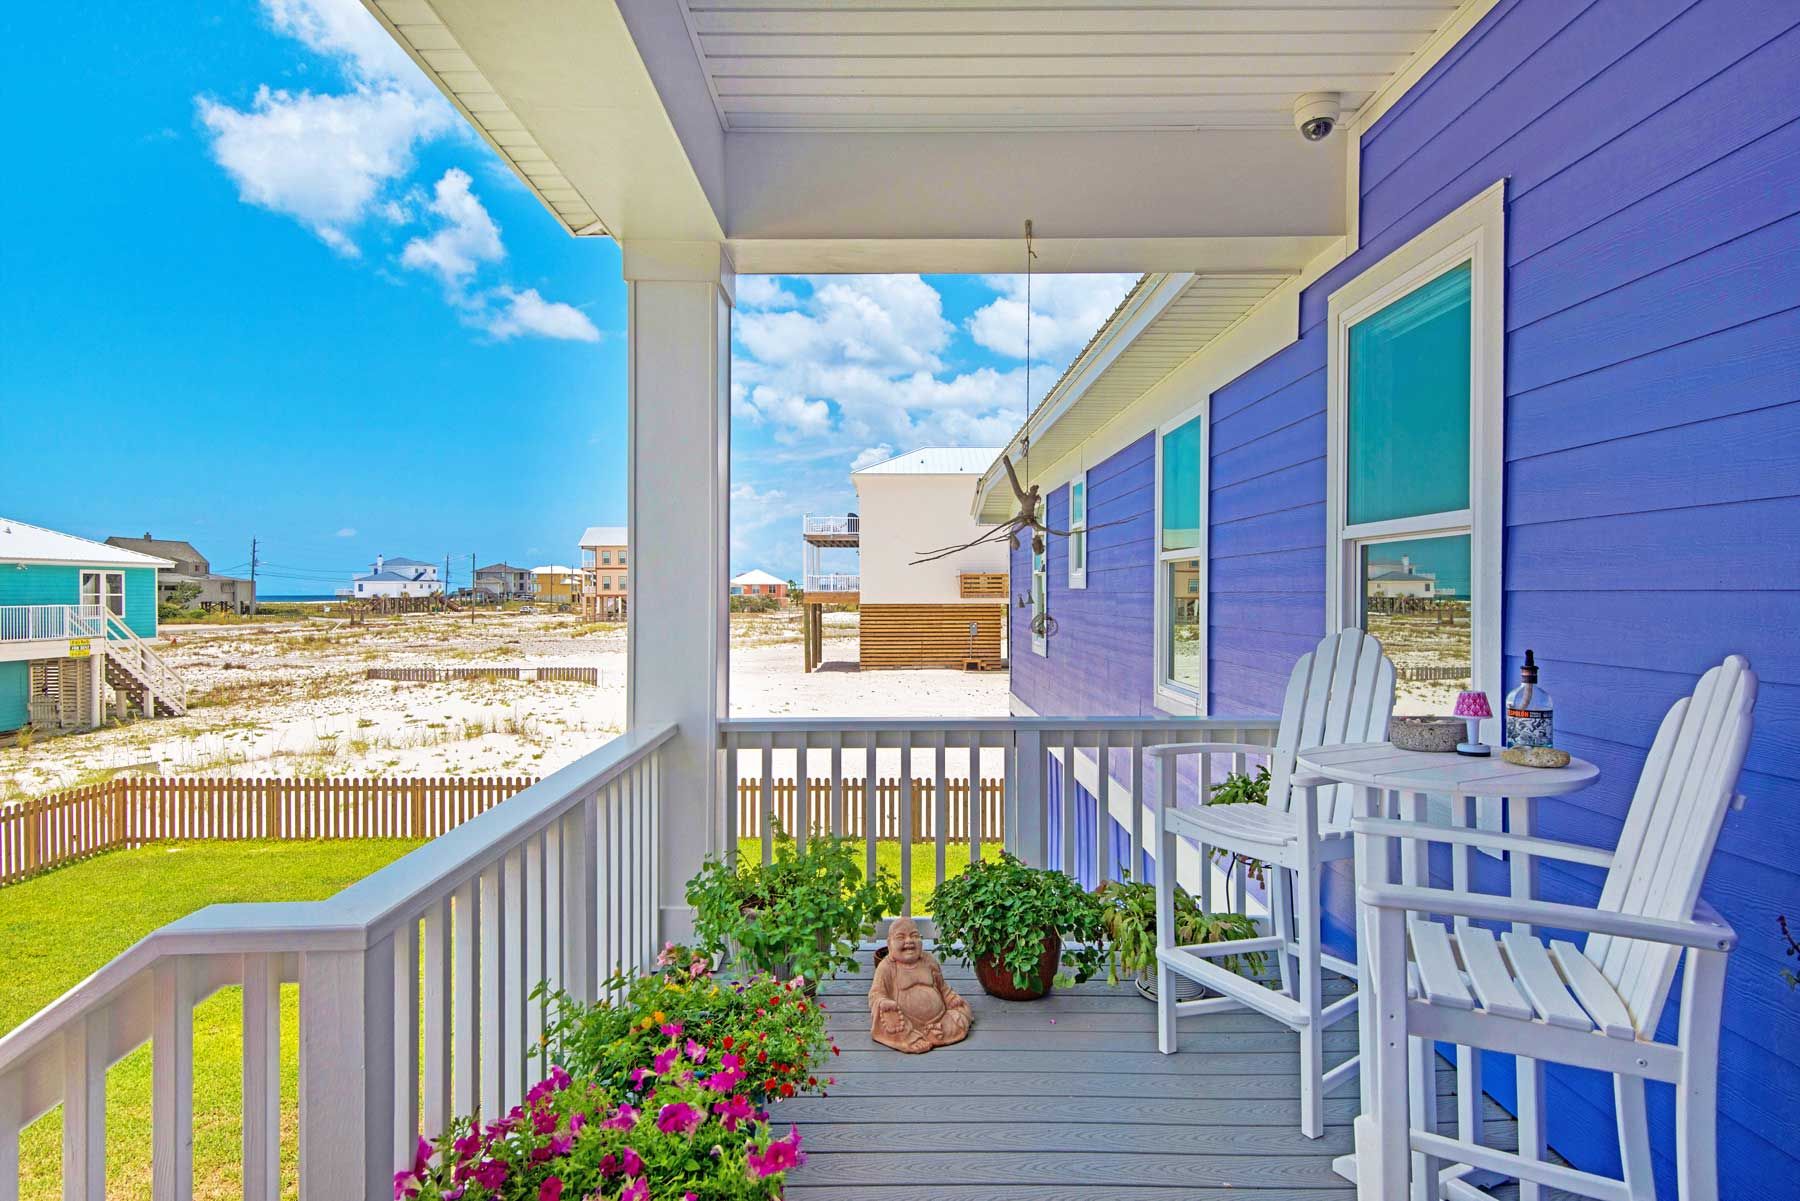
[712,1093,753,1132]
[602,1103,639,1131]
[686,1038,707,1063]
[621,1179,648,1201]
[538,1177,563,1201]
[472,1159,508,1189]
[652,1044,681,1075]
[659,1021,684,1038]
[656,1101,704,1135]
[623,1147,644,1176]
[746,1127,807,1179]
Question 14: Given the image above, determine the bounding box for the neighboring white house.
[1366,555,1451,600]
[853,448,1007,604]
[847,447,1009,669]
[344,555,442,599]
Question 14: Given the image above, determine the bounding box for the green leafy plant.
[1092,875,1264,986]
[927,852,1106,991]
[687,827,901,985]
[1208,765,1272,884]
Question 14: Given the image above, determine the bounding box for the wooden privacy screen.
[736,777,1005,843]
[858,603,1006,670]
[958,572,1008,599]
[0,774,536,886]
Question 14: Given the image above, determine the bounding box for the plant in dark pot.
[1093,875,1264,1002]
[927,853,1105,1000]
[687,826,901,988]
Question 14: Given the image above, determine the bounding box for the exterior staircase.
[101,612,187,717]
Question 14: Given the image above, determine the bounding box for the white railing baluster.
[862,734,879,882]
[759,734,775,865]
[562,802,598,1005]
[723,733,741,864]
[394,920,421,1172]
[242,954,280,1201]
[478,864,505,1121]
[451,881,478,1120]
[1060,730,1077,881]
[645,758,660,969]
[1097,732,1115,885]
[899,733,915,916]
[1013,727,1045,867]
[151,961,194,1201]
[794,734,810,852]
[933,732,948,892]
[63,1010,106,1200]
[966,732,983,867]
[524,839,545,1087]
[1199,751,1213,912]
[298,942,396,1201]
[544,823,564,1001]
[1129,733,1145,882]
[422,900,452,1139]
[829,735,844,837]
[502,849,526,1110]
[1,1077,20,1201]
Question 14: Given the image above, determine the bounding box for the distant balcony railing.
[803,573,859,593]
[0,604,105,643]
[802,515,858,537]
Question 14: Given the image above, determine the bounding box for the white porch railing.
[801,515,858,537]
[802,572,859,593]
[101,611,188,712]
[0,605,105,643]
[719,716,1281,916]
[0,722,674,1201]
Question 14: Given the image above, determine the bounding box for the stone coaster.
[1501,745,1571,768]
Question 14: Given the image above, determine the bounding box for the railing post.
[561,801,599,1004]
[1011,728,1048,868]
[151,960,195,1200]
[298,939,397,1201]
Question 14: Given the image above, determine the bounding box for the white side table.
[1296,742,1599,1201]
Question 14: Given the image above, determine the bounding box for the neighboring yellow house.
[531,565,577,605]
[579,526,628,619]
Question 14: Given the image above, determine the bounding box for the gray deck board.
[780,954,1571,1198]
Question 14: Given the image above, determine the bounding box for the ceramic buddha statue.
[868,917,972,1053]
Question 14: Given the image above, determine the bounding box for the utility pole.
[470,552,478,620]
[444,554,452,608]
[249,537,259,615]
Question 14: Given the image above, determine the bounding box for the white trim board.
[1324,179,1506,750]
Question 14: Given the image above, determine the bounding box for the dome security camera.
[1293,92,1341,142]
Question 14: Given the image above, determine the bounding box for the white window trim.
[1326,178,1505,744]
[1152,399,1209,715]
[1068,470,1088,590]
[1030,542,1048,658]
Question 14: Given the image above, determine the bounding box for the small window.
[618,550,627,565]
[1155,410,1207,710]
[1068,472,1087,590]
[603,576,612,589]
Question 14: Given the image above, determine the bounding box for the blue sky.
[1,1,1134,590]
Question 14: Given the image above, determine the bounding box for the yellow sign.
[68,638,91,659]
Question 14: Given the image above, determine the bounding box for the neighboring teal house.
[0,517,183,736]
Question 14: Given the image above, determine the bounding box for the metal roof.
[853,447,1003,476]
[1,518,174,568]
[580,526,629,548]
[380,556,435,568]
[731,569,787,587]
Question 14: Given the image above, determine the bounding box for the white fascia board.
[729,234,1337,278]
[1015,236,1348,505]
[972,272,1192,520]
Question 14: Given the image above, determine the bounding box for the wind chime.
[910,220,1131,643]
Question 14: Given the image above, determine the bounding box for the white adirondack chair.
[1150,627,1395,1138]
[1353,655,1757,1201]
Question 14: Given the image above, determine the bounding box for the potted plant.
[687,827,901,987]
[1092,875,1264,1001]
[927,853,1105,1000]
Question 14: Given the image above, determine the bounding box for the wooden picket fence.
[365,666,598,684]
[1396,663,1473,683]
[0,774,536,886]
[736,777,1005,843]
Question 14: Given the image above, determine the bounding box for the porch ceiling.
[363,2,1474,273]
[679,0,1463,133]
[975,270,1291,522]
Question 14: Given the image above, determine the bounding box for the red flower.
[722,1036,735,1050]
[778,1081,795,1097]
[757,1050,768,1064]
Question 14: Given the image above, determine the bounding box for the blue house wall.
[0,563,158,641]
[1011,0,1800,1190]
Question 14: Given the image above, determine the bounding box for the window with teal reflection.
[1347,262,1471,525]
[1161,416,1203,551]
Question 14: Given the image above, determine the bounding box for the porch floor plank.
[785,955,1574,1198]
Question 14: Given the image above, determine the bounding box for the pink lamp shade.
[1453,691,1493,719]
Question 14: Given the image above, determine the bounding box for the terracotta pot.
[973,933,1062,1000]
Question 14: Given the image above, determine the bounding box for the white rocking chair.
[1353,655,1757,1201]
[1150,627,1395,1137]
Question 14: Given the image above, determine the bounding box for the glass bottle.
[1505,649,1555,748]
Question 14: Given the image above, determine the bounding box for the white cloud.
[197,0,453,253]
[481,287,601,343]
[967,273,1140,370]
[850,445,895,471]
[401,168,504,287]
[736,275,800,311]
[335,527,357,538]
[198,85,452,254]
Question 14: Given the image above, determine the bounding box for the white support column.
[623,241,733,946]
[86,654,103,729]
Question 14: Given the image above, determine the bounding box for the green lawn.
[1,840,422,1201]
[735,836,1001,913]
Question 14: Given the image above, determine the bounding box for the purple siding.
[1012,0,1800,1189]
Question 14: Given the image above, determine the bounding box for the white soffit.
[369,1,603,232]
[680,0,1464,133]
[975,271,1290,522]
